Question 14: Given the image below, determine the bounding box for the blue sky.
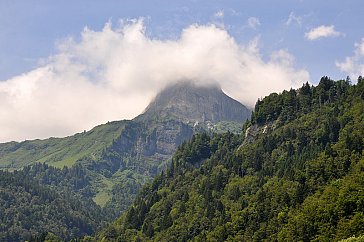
[0,0,363,141]
[1,0,363,82]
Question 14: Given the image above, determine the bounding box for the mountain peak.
[137,81,251,123]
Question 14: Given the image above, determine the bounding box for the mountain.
[0,82,250,170]
[0,81,251,240]
[98,77,364,241]
[138,81,250,124]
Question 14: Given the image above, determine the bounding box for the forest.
[97,76,364,241]
[0,163,109,241]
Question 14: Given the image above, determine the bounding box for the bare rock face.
[102,119,194,174]
[99,81,252,216]
[103,81,251,175]
[138,81,251,124]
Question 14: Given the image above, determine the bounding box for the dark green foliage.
[99,77,364,241]
[0,166,107,241]
[252,77,351,125]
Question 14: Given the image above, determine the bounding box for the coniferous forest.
[0,163,108,241]
[97,77,364,241]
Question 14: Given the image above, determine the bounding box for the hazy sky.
[0,0,363,142]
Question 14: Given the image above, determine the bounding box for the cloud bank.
[336,38,364,78]
[0,19,309,142]
[305,25,343,41]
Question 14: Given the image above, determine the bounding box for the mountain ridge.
[0,82,250,169]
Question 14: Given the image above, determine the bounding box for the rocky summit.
[139,81,251,124]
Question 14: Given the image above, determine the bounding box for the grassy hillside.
[0,120,127,169]
[98,76,364,241]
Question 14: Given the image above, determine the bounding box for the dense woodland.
[97,76,364,241]
[0,164,108,241]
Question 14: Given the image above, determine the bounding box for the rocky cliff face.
[99,119,194,175]
[93,82,251,215]
[111,81,251,174]
[138,81,251,124]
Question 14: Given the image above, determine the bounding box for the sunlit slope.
[0,120,128,169]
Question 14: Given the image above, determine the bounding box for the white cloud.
[336,38,364,78]
[285,12,302,26]
[0,19,309,142]
[247,17,261,30]
[305,25,343,40]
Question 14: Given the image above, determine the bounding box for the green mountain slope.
[0,120,128,169]
[98,76,364,241]
[0,82,250,239]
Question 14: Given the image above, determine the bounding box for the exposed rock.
[243,122,276,145]
[137,81,251,124]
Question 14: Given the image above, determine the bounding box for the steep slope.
[0,120,128,169]
[138,81,250,124]
[0,82,251,239]
[99,77,364,241]
[84,82,250,216]
[90,119,195,215]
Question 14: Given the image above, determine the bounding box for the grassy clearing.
[93,190,111,207]
[92,176,114,207]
